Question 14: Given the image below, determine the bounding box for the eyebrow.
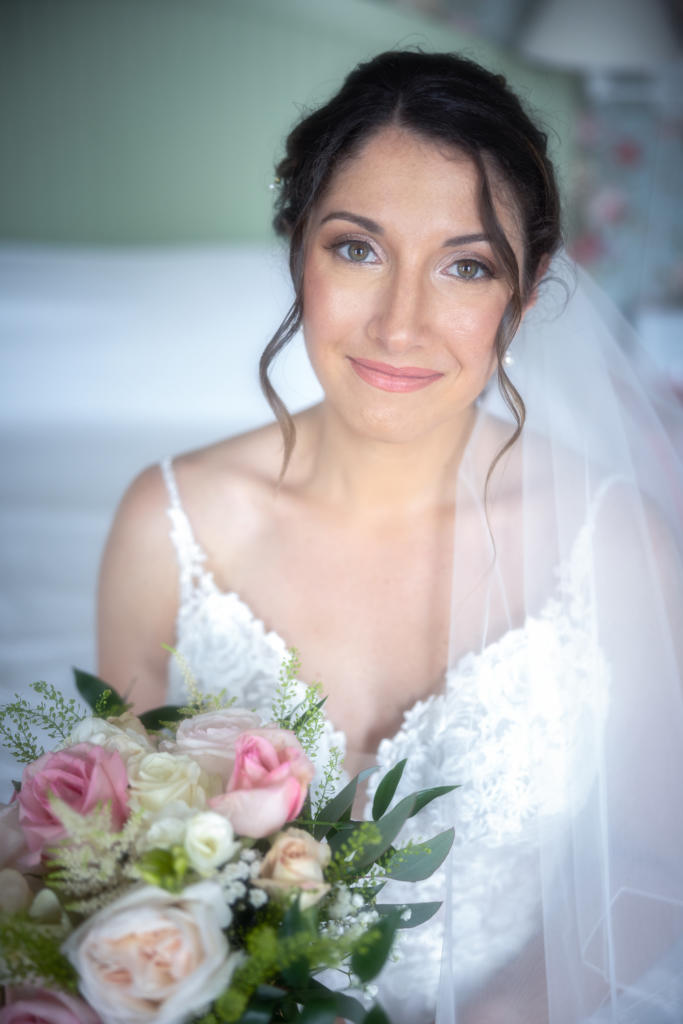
[318,211,490,248]
[319,210,383,234]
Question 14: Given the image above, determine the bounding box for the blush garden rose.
[63,881,243,1024]
[255,827,331,909]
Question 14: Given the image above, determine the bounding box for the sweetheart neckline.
[180,562,562,756]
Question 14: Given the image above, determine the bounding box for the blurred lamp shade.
[520,0,679,73]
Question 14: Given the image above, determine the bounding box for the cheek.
[442,304,501,373]
[302,265,366,356]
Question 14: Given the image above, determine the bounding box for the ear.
[523,253,552,314]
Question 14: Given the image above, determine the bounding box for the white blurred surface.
[0,244,323,789]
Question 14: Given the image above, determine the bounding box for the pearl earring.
[503,352,515,368]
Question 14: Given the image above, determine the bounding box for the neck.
[293,402,477,515]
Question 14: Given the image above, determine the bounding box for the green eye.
[451,259,482,279]
[346,242,372,261]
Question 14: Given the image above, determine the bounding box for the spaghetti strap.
[160,457,208,606]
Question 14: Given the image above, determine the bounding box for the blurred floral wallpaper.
[569,84,683,314]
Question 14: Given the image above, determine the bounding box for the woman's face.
[302,125,527,445]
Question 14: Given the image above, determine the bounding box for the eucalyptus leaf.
[362,1006,393,1024]
[236,1005,275,1024]
[295,980,370,1022]
[384,827,455,882]
[313,766,378,839]
[407,784,459,817]
[350,910,400,982]
[371,758,407,820]
[295,995,339,1024]
[375,900,442,929]
[330,794,417,874]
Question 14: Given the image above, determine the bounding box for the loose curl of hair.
[260,49,563,478]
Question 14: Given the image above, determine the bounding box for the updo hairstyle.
[261,49,563,471]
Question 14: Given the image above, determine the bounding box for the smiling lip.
[349,357,444,393]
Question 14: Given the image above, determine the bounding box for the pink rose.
[209,728,314,838]
[17,744,129,866]
[163,708,262,784]
[0,986,101,1024]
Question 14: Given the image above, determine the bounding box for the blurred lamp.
[520,0,679,73]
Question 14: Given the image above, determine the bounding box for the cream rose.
[0,868,33,913]
[127,752,211,813]
[184,812,240,876]
[62,881,242,1024]
[161,708,262,784]
[67,714,155,764]
[254,827,331,910]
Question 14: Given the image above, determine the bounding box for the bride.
[97,51,683,1023]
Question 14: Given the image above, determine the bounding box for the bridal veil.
[438,255,683,1022]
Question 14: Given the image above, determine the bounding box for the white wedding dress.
[160,455,611,1024]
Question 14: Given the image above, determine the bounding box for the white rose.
[139,802,194,851]
[63,881,242,1024]
[161,708,262,784]
[184,812,240,876]
[67,714,155,764]
[127,752,210,813]
[0,868,32,913]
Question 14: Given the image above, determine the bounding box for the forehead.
[317,125,523,245]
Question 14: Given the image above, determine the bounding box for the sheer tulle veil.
[437,253,683,1022]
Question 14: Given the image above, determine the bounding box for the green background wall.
[0,0,578,244]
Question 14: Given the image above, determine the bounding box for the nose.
[368,263,430,354]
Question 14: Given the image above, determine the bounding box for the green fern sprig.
[162,645,234,715]
[0,681,87,764]
[0,912,76,990]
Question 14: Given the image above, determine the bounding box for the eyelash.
[327,237,493,281]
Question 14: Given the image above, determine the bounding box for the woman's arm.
[97,464,179,712]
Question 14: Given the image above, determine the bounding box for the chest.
[205,510,454,751]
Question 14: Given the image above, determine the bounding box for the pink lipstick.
[348,357,443,393]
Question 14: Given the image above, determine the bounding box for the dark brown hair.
[260,50,563,474]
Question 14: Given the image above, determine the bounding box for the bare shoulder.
[167,409,320,549]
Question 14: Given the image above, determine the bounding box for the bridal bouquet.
[0,656,455,1024]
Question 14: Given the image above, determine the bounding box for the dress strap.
[160,456,208,605]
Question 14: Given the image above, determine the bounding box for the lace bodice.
[160,457,610,1023]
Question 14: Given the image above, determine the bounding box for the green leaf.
[407,784,459,818]
[235,1006,274,1024]
[371,758,407,820]
[313,766,377,839]
[138,704,185,730]
[292,982,368,1023]
[295,994,339,1024]
[362,1006,392,1024]
[330,794,417,873]
[278,897,313,989]
[73,668,127,715]
[351,910,400,982]
[383,827,455,882]
[375,900,442,929]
